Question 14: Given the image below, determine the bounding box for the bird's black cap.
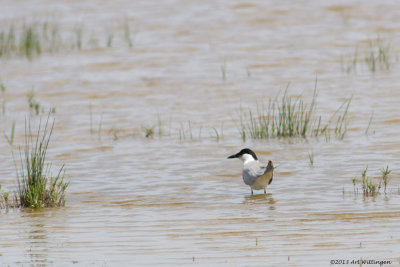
[227,148,258,160]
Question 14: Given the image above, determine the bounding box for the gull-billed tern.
[228,148,274,195]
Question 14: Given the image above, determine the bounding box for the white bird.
[228,148,274,195]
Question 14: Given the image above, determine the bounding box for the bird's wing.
[242,161,266,185]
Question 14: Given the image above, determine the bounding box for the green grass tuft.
[0,19,136,60]
[239,82,352,140]
[15,115,69,208]
[352,165,393,197]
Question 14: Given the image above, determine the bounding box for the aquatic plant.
[0,22,59,59]
[365,111,374,135]
[352,165,392,197]
[221,59,227,81]
[98,113,103,141]
[89,107,104,141]
[1,80,6,115]
[0,19,136,60]
[359,166,379,197]
[157,114,163,137]
[360,166,379,197]
[16,115,69,208]
[123,21,134,48]
[142,126,154,138]
[106,32,114,47]
[211,127,220,141]
[308,152,314,167]
[341,38,395,73]
[239,82,352,140]
[365,38,392,72]
[351,176,357,193]
[380,165,392,194]
[27,89,41,115]
[4,121,15,145]
[140,115,164,139]
[75,27,83,50]
[246,67,251,78]
[179,121,193,140]
[0,184,17,209]
[340,49,358,74]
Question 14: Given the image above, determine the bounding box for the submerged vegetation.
[341,38,396,73]
[0,115,69,209]
[239,83,352,141]
[0,20,136,60]
[351,165,393,197]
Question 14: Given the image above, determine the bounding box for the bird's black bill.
[227,154,238,159]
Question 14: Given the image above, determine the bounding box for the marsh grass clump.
[0,20,132,60]
[0,21,61,59]
[15,116,68,208]
[341,38,396,73]
[360,166,379,197]
[352,165,392,197]
[239,83,352,140]
[365,38,392,72]
[21,24,42,58]
[239,87,317,139]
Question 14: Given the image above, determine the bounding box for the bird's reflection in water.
[243,193,276,210]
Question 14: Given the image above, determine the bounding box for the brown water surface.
[1,0,400,266]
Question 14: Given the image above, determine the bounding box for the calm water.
[1,1,400,266]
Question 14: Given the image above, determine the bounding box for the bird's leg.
[264,188,266,194]
[251,189,253,195]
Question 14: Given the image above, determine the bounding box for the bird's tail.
[265,160,274,173]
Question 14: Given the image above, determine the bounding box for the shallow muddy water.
[1,0,400,266]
